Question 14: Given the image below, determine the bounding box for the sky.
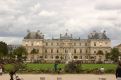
[0,0,121,46]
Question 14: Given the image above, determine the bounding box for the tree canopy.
[0,41,8,58]
[13,46,28,61]
[110,48,120,62]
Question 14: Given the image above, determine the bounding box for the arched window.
[74,56,78,59]
[94,51,96,53]
[55,56,59,59]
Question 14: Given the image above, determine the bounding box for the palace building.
[22,30,111,63]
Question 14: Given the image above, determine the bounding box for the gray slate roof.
[24,31,44,39]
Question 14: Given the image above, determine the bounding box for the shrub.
[64,61,82,73]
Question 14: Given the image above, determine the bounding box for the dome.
[24,31,44,39]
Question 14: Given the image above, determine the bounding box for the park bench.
[57,77,62,80]
[40,77,45,80]
[99,77,106,80]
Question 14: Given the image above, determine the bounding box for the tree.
[30,48,39,62]
[13,46,28,62]
[105,52,111,60]
[96,50,104,63]
[108,48,120,63]
[0,41,8,60]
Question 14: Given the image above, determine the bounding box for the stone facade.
[22,30,111,63]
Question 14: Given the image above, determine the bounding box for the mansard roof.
[60,32,73,39]
[88,30,109,39]
[24,30,44,39]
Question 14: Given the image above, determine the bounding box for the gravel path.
[0,74,116,80]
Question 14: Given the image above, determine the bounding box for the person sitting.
[100,67,105,74]
[0,66,2,75]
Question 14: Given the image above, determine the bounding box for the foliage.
[105,52,111,60]
[3,63,116,74]
[30,48,39,55]
[13,46,28,61]
[64,61,82,73]
[0,41,8,59]
[30,48,39,62]
[106,48,120,63]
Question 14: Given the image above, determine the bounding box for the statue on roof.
[88,30,109,39]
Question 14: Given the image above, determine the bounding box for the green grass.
[26,64,65,70]
[4,63,117,73]
[82,64,116,70]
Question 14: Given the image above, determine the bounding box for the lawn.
[4,63,117,73]
[82,64,116,70]
[25,63,116,70]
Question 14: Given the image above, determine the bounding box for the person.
[116,61,121,80]
[9,69,17,80]
[16,76,21,80]
[0,66,3,75]
[54,63,58,72]
[57,68,62,74]
[100,67,105,74]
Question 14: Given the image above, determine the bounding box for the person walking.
[116,61,121,80]
[0,66,2,75]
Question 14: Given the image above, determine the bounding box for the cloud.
[95,0,121,10]
[0,0,121,46]
[38,10,57,17]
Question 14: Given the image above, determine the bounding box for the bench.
[99,77,106,80]
[57,77,62,80]
[40,77,45,80]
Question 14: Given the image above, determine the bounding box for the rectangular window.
[80,49,82,53]
[80,56,82,59]
[45,49,47,53]
[51,49,53,53]
[74,49,76,53]
[94,42,96,46]
[74,43,76,46]
[85,43,87,46]
[86,50,88,53]
[46,43,48,46]
[57,49,59,53]
[51,43,53,46]
[80,43,81,46]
